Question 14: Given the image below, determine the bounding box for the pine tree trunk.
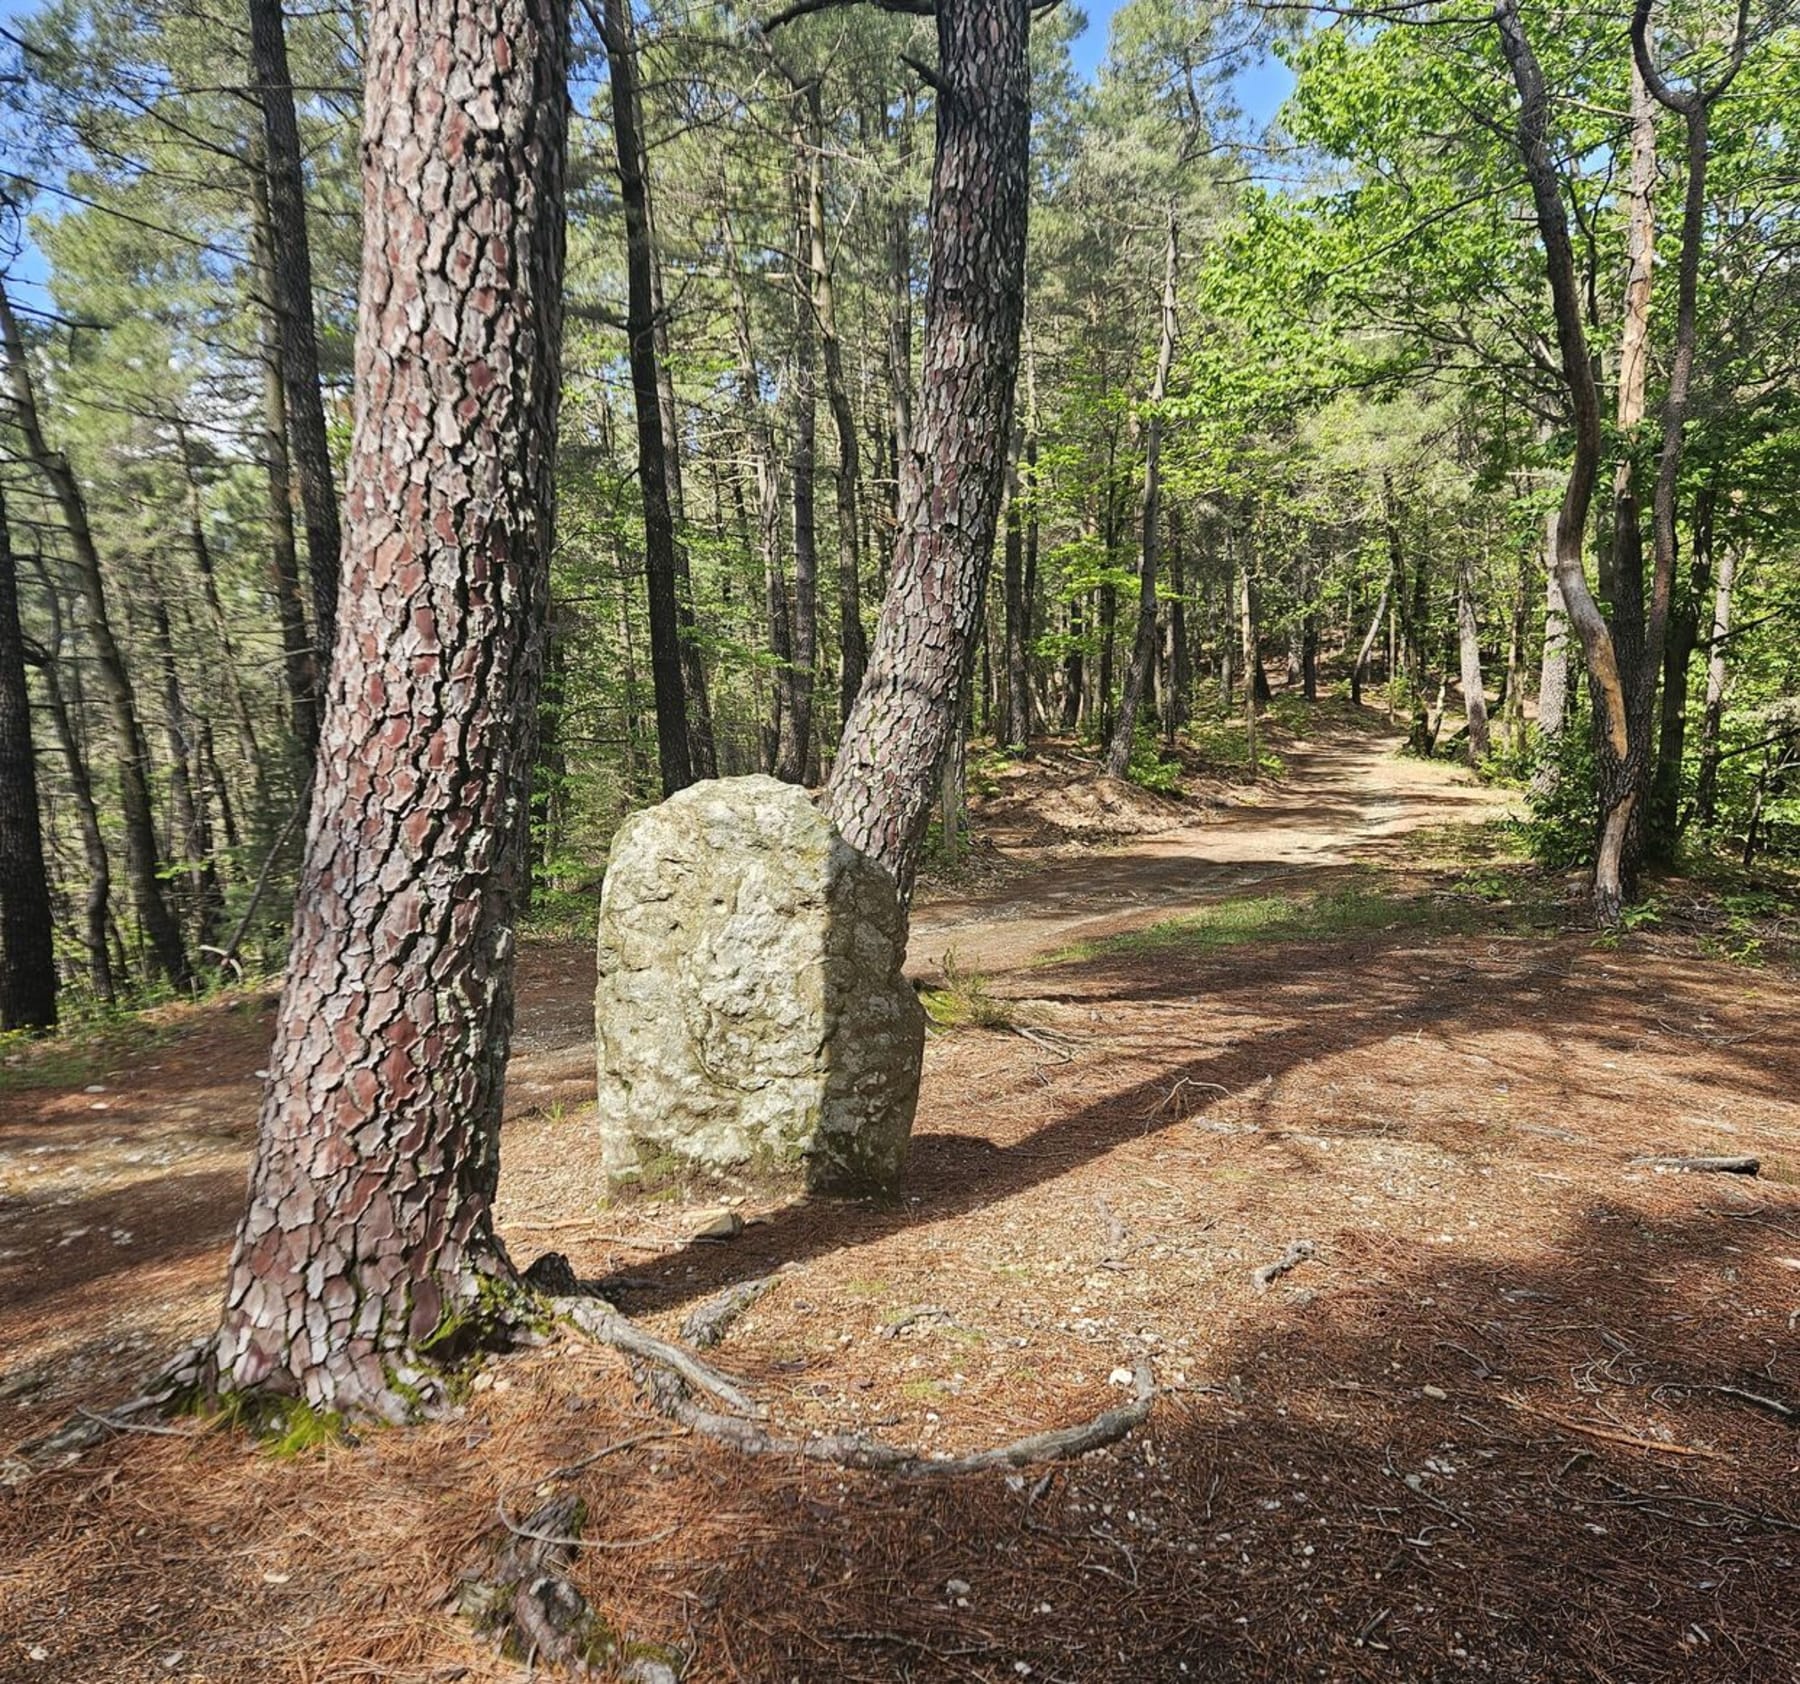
[0,282,190,989]
[804,82,869,729]
[1002,437,1031,752]
[1106,208,1178,779]
[247,0,342,668]
[0,488,57,1031]
[26,558,113,1003]
[595,0,691,796]
[822,0,1029,893]
[209,0,567,1418]
[248,159,322,763]
[781,92,820,785]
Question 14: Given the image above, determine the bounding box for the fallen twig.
[1501,1394,1727,1460]
[1629,1154,1759,1176]
[1252,1239,1316,1293]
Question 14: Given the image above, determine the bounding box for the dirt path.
[911,727,1514,973]
[5,733,1800,1684]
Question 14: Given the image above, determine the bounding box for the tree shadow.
[588,922,1793,1322]
[658,1196,1800,1681]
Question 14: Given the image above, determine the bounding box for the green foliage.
[1519,724,1599,872]
[1125,725,1182,793]
[1052,882,1471,964]
[919,953,1016,1031]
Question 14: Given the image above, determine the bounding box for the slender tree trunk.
[1535,512,1569,766]
[143,558,224,950]
[1350,561,1391,709]
[248,160,322,760]
[721,206,798,780]
[781,92,820,785]
[1693,538,1736,827]
[1164,504,1189,745]
[26,557,112,1003]
[803,83,869,729]
[247,0,342,666]
[1001,429,1031,751]
[1632,0,1747,858]
[1106,208,1178,778]
[0,282,189,988]
[1649,488,1711,854]
[1239,560,1258,775]
[822,0,1029,894]
[1496,0,1636,918]
[0,488,57,1030]
[1061,590,1084,731]
[1456,550,1490,764]
[644,161,716,780]
[209,0,568,1417]
[593,0,691,796]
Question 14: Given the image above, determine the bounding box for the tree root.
[544,1257,1157,1477]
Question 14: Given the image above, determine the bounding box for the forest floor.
[5,705,1800,1684]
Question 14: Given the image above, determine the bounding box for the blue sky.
[1067,0,1296,125]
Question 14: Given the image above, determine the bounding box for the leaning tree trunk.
[1106,208,1179,779]
[0,282,190,989]
[208,0,567,1420]
[1496,0,1636,920]
[0,487,57,1031]
[247,0,342,669]
[822,0,1030,894]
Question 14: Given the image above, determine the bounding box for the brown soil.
[4,723,1799,1684]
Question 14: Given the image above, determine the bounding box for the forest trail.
[911,724,1515,974]
[6,729,1800,1684]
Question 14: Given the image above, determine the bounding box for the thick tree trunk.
[822,0,1029,894]
[1456,550,1490,764]
[209,0,567,1419]
[0,488,57,1031]
[0,282,190,989]
[594,0,691,796]
[247,0,342,668]
[1106,209,1178,779]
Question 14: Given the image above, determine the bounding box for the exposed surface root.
[545,1259,1158,1477]
[655,1360,1156,1477]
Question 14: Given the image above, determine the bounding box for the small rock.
[690,1209,744,1241]
[161,1653,185,1671]
[1108,1367,1136,1388]
[84,1084,106,1094]
[27,1646,48,1662]
[262,1570,291,1585]
[945,1578,971,1597]
[623,1661,679,1684]
[1422,1385,1447,1401]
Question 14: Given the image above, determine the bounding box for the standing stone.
[594,776,925,1193]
